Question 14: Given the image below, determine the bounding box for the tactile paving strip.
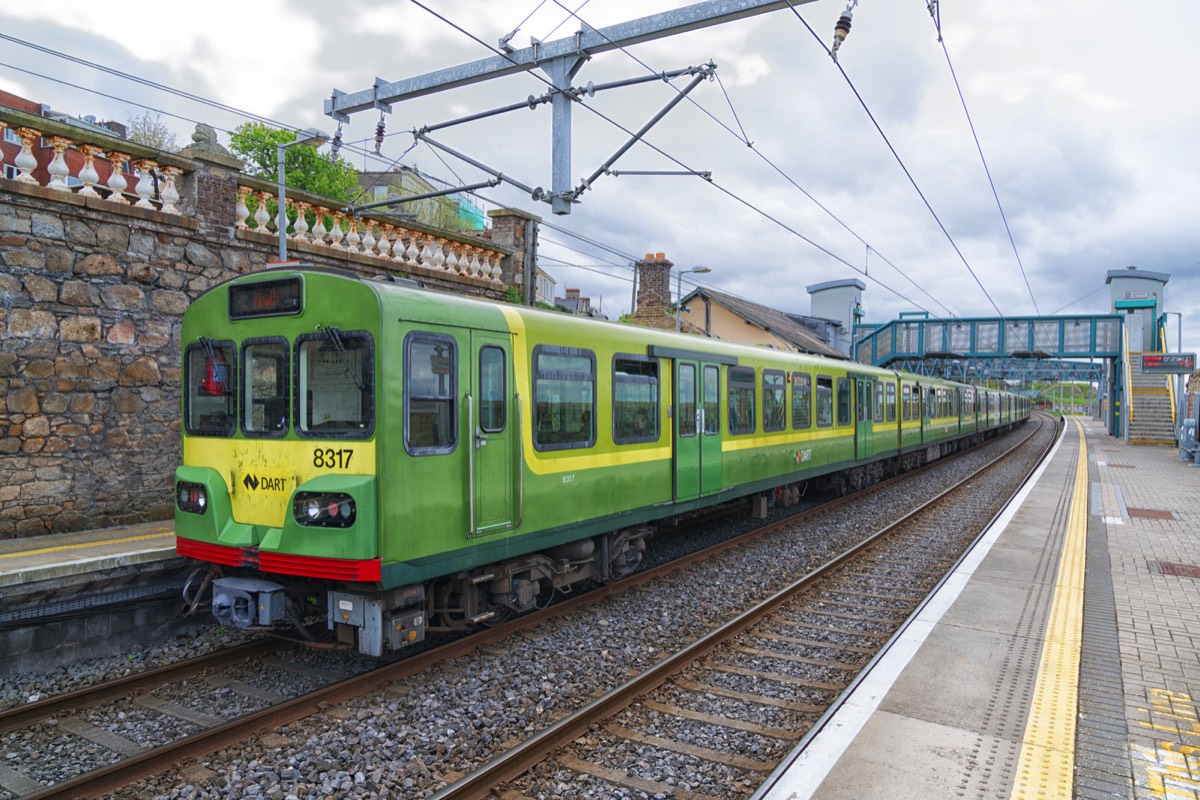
[1009,419,1090,799]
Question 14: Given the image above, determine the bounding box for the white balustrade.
[106,153,130,204]
[14,128,40,184]
[254,191,271,230]
[234,186,251,228]
[46,137,72,191]
[312,210,328,245]
[361,223,376,256]
[158,166,181,214]
[133,159,159,208]
[227,183,507,284]
[1,123,185,216]
[292,202,311,243]
[76,145,102,198]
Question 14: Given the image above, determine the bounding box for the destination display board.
[1141,353,1196,374]
[229,277,303,319]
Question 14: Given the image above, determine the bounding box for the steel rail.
[753,413,1062,798]
[428,414,1051,799]
[22,419,1036,799]
[0,637,284,735]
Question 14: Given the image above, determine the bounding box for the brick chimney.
[632,252,674,329]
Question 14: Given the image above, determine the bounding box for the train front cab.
[174,271,387,643]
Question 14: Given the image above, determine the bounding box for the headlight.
[303,498,321,520]
[293,492,357,528]
[176,481,208,515]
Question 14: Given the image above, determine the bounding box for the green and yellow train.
[176,266,1030,655]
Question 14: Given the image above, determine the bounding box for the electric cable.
[406,0,936,314]
[783,1,1004,318]
[924,1,1040,315]
[547,0,957,317]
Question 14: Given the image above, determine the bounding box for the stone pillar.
[178,123,244,239]
[488,207,542,298]
[632,253,674,329]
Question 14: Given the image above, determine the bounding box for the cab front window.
[243,338,289,436]
[296,329,374,438]
[184,339,236,437]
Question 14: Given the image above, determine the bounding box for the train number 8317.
[313,448,354,469]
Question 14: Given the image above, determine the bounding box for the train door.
[916,384,927,444]
[674,360,700,501]
[855,377,873,459]
[469,331,514,535]
[700,364,722,496]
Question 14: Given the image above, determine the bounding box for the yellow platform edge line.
[0,529,175,560]
[1008,418,1089,799]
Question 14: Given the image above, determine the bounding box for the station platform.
[0,519,189,676]
[0,519,178,588]
[756,416,1200,800]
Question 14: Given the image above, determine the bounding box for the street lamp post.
[676,266,712,333]
[276,128,330,262]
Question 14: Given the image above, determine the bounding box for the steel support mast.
[325,0,819,215]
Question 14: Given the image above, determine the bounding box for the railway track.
[1,419,1049,799]
[433,414,1058,799]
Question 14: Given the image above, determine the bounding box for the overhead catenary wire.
[783,1,1005,318]
[546,0,957,319]
[5,36,835,319]
[5,12,937,316]
[5,13,981,321]
[0,32,663,276]
[406,0,936,316]
[924,1,1041,315]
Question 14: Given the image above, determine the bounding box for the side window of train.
[403,332,456,455]
[874,380,885,423]
[184,339,236,437]
[901,384,911,421]
[728,367,756,434]
[533,345,595,451]
[243,337,289,437]
[297,329,375,439]
[763,370,786,432]
[836,377,851,426]
[703,365,720,435]
[613,355,659,444]
[479,346,506,433]
[791,372,811,429]
[816,375,834,427]
[885,383,896,422]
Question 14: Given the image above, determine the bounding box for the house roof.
[683,287,844,358]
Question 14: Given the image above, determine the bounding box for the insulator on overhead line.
[374,116,386,156]
[331,122,343,158]
[831,8,853,63]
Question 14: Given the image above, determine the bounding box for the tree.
[126,112,179,152]
[228,122,359,202]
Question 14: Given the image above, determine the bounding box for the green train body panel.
[176,267,1029,591]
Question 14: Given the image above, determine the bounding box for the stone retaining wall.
[1,128,529,539]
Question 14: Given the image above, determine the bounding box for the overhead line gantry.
[325,0,820,215]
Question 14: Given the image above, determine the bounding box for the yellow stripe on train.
[182,438,377,528]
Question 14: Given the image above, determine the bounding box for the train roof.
[205,266,1019,396]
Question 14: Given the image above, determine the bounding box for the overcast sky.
[2,0,1197,361]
